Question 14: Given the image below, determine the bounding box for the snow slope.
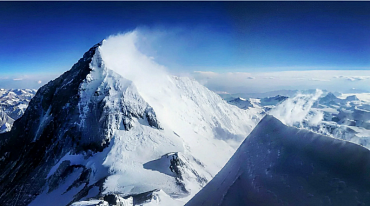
[186,115,370,206]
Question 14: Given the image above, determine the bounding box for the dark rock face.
[103,194,119,205]
[0,43,101,206]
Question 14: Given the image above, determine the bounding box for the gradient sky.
[1,2,370,90]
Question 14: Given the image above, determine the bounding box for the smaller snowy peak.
[227,97,253,110]
[225,95,288,113]
[318,92,340,105]
[323,92,336,99]
[339,93,370,103]
[260,95,288,106]
[345,95,359,101]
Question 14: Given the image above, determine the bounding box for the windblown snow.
[30,31,262,206]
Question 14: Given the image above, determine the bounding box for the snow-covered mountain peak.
[227,97,254,110]
[90,33,261,147]
[74,34,263,202]
[0,32,263,206]
[319,92,340,105]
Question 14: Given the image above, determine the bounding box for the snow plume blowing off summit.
[99,31,169,98]
[0,30,262,206]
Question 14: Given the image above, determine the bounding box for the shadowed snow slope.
[0,32,262,206]
[186,115,370,206]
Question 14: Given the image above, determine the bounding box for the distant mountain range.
[0,89,36,133]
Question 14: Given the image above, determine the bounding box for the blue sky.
[1,2,370,91]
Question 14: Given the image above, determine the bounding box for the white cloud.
[341,76,370,81]
[191,70,370,94]
[99,31,170,103]
[309,78,331,82]
[194,71,218,76]
[0,74,57,89]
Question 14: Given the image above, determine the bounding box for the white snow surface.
[37,31,262,205]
